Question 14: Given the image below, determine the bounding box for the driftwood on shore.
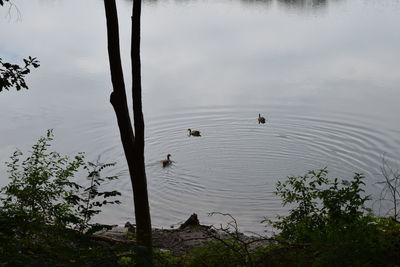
[179,213,200,229]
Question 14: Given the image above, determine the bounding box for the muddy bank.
[94,214,271,256]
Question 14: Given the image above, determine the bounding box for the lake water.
[1,0,400,233]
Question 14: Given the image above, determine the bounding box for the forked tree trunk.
[103,0,152,259]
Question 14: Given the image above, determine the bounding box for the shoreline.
[94,214,272,256]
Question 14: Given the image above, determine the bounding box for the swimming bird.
[258,114,266,124]
[188,129,201,136]
[162,154,172,167]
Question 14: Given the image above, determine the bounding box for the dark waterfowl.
[258,114,266,124]
[162,154,172,167]
[188,129,201,136]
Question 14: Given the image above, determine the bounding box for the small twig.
[5,0,21,21]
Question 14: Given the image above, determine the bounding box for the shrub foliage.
[0,130,124,265]
[264,169,400,266]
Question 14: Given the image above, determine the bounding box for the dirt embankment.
[94,213,271,256]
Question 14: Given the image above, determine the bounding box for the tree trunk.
[103,0,152,260]
[131,0,153,257]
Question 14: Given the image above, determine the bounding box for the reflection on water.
[276,0,328,9]
[240,0,328,9]
[141,0,329,11]
[1,0,400,233]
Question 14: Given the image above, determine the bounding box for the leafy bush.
[271,169,371,242]
[0,130,123,265]
[266,169,400,266]
[183,239,249,267]
[0,56,40,92]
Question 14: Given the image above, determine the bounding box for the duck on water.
[258,114,266,124]
[188,129,201,136]
[162,154,172,168]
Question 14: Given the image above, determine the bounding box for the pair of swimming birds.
[162,129,201,167]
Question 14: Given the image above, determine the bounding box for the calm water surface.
[1,0,400,233]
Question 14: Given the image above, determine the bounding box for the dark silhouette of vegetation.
[0,131,131,265]
[103,0,152,260]
[260,169,400,266]
[378,159,400,222]
[0,57,40,92]
[1,1,39,92]
[270,169,371,241]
